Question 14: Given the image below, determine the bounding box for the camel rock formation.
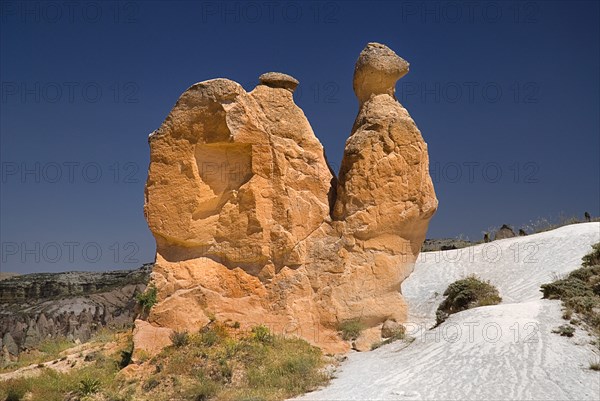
[136,42,437,355]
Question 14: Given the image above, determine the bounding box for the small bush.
[566,296,599,313]
[137,285,158,312]
[170,330,190,348]
[590,360,600,371]
[337,319,364,341]
[552,325,575,337]
[199,330,219,347]
[251,325,274,344]
[582,243,600,267]
[78,376,102,395]
[541,278,593,300]
[5,386,28,401]
[196,323,229,347]
[188,380,219,401]
[436,275,501,325]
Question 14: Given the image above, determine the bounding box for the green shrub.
[251,325,274,344]
[136,285,158,312]
[196,323,229,347]
[566,296,599,313]
[552,324,575,337]
[582,243,600,267]
[337,319,364,341]
[590,360,600,371]
[78,376,101,395]
[199,329,219,347]
[436,275,501,325]
[541,277,593,300]
[541,244,600,336]
[187,380,219,401]
[5,385,28,401]
[170,330,190,348]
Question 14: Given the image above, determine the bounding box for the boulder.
[495,224,516,240]
[2,332,18,356]
[381,319,404,338]
[353,326,383,352]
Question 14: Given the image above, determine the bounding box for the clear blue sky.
[1,0,599,273]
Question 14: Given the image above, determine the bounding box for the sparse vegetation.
[541,243,600,337]
[552,324,576,337]
[337,319,364,341]
[0,352,121,401]
[0,337,76,373]
[0,328,126,374]
[582,242,600,268]
[170,330,190,347]
[142,322,327,400]
[589,360,600,371]
[436,275,502,325]
[523,213,599,235]
[5,387,27,401]
[0,322,329,401]
[136,285,158,312]
[78,376,102,395]
[251,324,274,344]
[185,380,219,401]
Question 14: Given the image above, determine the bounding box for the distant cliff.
[0,265,152,356]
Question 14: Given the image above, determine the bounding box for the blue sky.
[1,0,599,273]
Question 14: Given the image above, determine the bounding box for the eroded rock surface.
[138,42,437,354]
[0,265,151,357]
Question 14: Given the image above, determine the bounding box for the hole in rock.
[195,143,253,195]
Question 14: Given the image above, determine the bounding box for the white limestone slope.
[294,222,600,401]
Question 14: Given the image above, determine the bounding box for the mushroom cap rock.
[259,72,299,92]
[353,42,409,104]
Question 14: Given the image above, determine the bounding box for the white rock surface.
[294,223,600,400]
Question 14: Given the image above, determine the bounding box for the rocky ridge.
[0,265,151,361]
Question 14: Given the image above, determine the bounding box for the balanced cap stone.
[353,42,409,104]
[259,72,299,92]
